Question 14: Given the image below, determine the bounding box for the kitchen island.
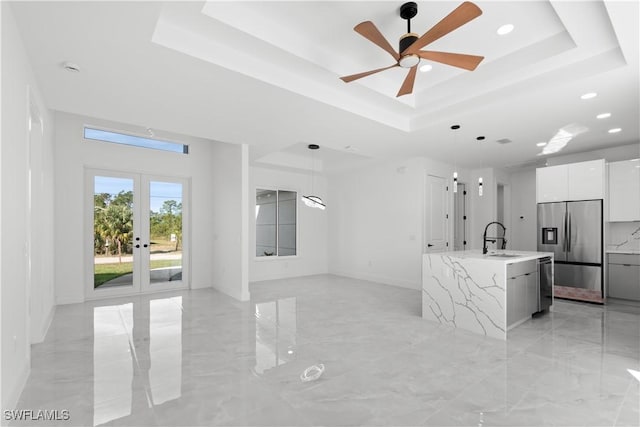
[422,250,553,340]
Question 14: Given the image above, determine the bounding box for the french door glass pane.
[149,181,183,284]
[256,189,277,257]
[93,176,134,289]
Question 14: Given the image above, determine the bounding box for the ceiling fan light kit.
[340,1,484,97]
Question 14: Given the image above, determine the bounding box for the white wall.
[1,2,55,410]
[469,168,496,250]
[250,166,328,282]
[53,112,244,302]
[328,157,463,290]
[211,143,250,300]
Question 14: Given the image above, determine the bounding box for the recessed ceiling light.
[580,92,597,100]
[536,142,547,147]
[419,64,433,73]
[608,128,622,133]
[596,113,611,119]
[497,24,514,35]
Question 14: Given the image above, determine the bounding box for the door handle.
[567,213,572,252]
[562,211,568,252]
[427,244,434,247]
[143,244,148,248]
[135,244,140,248]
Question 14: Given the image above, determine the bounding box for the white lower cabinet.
[608,254,640,301]
[507,260,538,328]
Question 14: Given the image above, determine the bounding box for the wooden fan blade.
[404,2,482,55]
[417,51,484,71]
[396,66,418,97]
[354,21,400,61]
[340,64,398,83]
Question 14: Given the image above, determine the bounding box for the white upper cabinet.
[609,159,640,221]
[568,159,605,200]
[537,159,605,203]
[536,165,568,202]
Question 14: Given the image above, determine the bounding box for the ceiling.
[9,1,640,172]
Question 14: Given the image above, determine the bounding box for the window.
[255,189,297,257]
[84,127,188,154]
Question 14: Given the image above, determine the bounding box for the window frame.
[254,187,299,260]
[83,125,189,154]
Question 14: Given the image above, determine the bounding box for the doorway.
[86,169,189,298]
[453,183,468,251]
[424,174,448,253]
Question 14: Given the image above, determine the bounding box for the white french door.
[86,169,189,298]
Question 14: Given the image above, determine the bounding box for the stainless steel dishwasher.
[537,257,553,312]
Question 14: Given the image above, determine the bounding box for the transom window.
[84,127,188,154]
[255,189,297,257]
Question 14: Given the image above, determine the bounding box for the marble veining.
[10,274,640,426]
[608,222,640,253]
[423,253,507,339]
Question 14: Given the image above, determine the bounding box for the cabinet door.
[537,165,568,203]
[525,272,538,314]
[609,160,640,221]
[608,263,640,300]
[507,277,519,326]
[568,159,604,200]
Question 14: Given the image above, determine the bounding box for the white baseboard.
[329,270,420,290]
[31,304,56,344]
[212,283,250,302]
[55,296,84,305]
[250,269,330,283]
[1,360,29,415]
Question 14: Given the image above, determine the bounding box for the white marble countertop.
[435,249,554,264]
[606,249,640,254]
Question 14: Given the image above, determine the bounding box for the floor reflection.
[93,303,134,426]
[149,297,182,405]
[92,296,183,426]
[254,297,297,374]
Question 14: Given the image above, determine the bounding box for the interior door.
[453,183,467,251]
[424,174,448,253]
[87,170,188,298]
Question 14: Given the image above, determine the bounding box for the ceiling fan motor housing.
[399,33,418,54]
[399,2,419,61]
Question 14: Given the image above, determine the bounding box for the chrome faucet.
[483,221,507,254]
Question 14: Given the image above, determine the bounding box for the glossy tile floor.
[13,275,640,426]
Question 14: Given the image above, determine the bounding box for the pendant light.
[301,144,326,210]
[451,125,460,193]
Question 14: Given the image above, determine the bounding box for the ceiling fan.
[340,1,484,97]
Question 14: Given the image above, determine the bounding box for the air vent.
[496,138,512,144]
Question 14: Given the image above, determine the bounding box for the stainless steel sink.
[487,254,522,258]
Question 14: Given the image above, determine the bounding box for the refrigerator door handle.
[567,213,572,252]
[562,210,568,252]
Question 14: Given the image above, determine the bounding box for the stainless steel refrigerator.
[537,200,603,301]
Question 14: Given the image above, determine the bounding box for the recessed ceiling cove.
[151,1,628,134]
